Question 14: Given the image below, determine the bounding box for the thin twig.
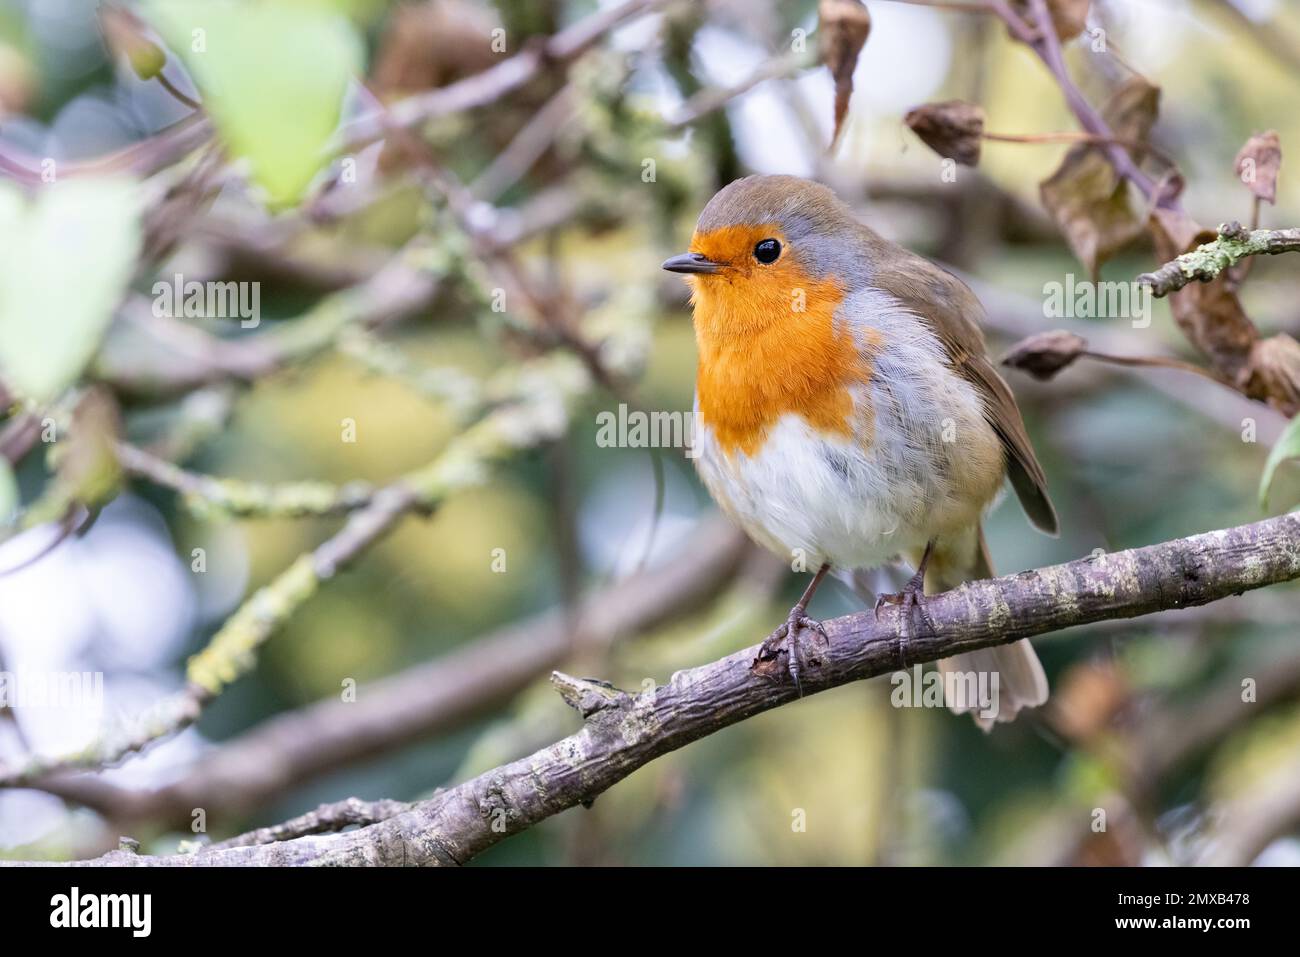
[154,71,201,111]
[1078,350,1234,388]
[470,84,579,202]
[983,130,1179,172]
[664,49,815,131]
[205,798,415,850]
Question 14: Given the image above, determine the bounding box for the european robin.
[663,175,1057,729]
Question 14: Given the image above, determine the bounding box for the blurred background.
[1,0,1299,865]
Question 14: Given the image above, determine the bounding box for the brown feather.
[862,230,1059,535]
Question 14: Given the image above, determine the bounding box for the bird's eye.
[753,238,781,264]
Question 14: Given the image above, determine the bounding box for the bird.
[662,174,1057,729]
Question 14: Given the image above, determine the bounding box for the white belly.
[691,291,1004,571]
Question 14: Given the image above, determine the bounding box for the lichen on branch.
[1138,223,1300,296]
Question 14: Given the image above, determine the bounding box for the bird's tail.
[923,526,1047,731]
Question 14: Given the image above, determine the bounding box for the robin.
[663,174,1057,729]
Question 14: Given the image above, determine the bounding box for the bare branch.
[205,797,415,851]
[100,242,443,400]
[339,0,667,152]
[664,49,815,132]
[0,356,592,787]
[9,513,1300,866]
[28,521,751,830]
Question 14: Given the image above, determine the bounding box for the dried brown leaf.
[1234,130,1282,205]
[1147,207,1259,388]
[371,0,498,98]
[904,100,985,167]
[1039,76,1161,278]
[1245,334,1300,416]
[371,1,512,176]
[819,0,871,147]
[1001,330,1088,380]
[1147,207,1215,253]
[1040,162,1141,279]
[1103,76,1162,144]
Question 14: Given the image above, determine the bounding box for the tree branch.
[990,0,1178,208]
[114,441,378,519]
[1137,223,1300,297]
[963,270,1291,444]
[0,355,591,788]
[9,513,1300,866]
[338,0,667,152]
[205,797,415,851]
[663,49,815,132]
[26,520,751,830]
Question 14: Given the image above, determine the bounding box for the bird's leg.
[874,541,939,662]
[757,562,832,697]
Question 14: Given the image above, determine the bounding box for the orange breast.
[690,242,873,458]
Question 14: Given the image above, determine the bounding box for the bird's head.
[662,175,862,335]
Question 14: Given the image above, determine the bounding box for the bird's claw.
[756,611,831,697]
[873,572,938,666]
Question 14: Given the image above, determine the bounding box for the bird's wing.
[868,244,1059,535]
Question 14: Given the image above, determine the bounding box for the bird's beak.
[662,252,723,275]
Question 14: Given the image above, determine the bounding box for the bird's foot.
[754,606,831,697]
[873,566,938,664]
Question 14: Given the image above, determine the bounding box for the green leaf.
[145,0,364,207]
[1259,413,1300,511]
[0,179,141,403]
